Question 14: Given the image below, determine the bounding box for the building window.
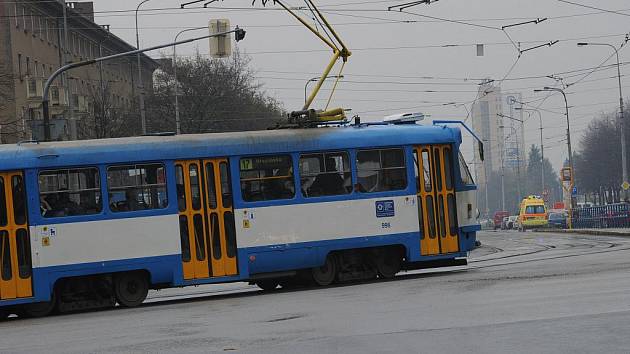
[14,4,19,28]
[38,168,102,217]
[25,57,30,76]
[30,9,35,36]
[239,155,295,202]
[21,6,26,31]
[356,148,407,193]
[107,164,168,212]
[17,54,22,80]
[299,151,351,197]
[37,15,42,39]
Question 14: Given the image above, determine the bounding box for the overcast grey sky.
[92,0,629,170]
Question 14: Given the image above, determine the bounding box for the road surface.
[2,230,630,354]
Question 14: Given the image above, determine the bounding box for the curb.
[533,228,630,237]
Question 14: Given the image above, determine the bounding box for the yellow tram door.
[202,159,238,277]
[0,172,33,300]
[414,146,459,255]
[175,161,210,280]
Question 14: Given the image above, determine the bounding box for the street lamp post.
[173,27,206,134]
[535,87,572,169]
[304,75,344,105]
[578,42,627,199]
[135,0,153,135]
[535,86,572,226]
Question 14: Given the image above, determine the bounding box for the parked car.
[494,211,509,230]
[501,216,509,230]
[547,211,567,229]
[505,215,519,230]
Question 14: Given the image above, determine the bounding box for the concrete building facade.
[471,81,504,189]
[0,0,158,143]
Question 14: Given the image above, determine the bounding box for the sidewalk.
[535,228,630,236]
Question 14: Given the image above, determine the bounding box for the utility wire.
[556,0,630,17]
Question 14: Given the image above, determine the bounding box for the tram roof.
[0,124,462,170]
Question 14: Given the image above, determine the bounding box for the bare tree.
[146,50,285,134]
[79,78,140,139]
[574,103,630,203]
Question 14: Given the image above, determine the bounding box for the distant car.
[506,215,519,230]
[547,211,567,229]
[501,216,509,230]
[494,211,509,230]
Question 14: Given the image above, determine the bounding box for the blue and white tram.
[0,123,479,318]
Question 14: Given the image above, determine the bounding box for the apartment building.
[0,0,158,142]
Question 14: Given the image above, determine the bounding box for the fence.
[572,203,630,229]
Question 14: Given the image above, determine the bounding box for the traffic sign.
[561,167,573,182]
[572,186,577,196]
[622,181,630,191]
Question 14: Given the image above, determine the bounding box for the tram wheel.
[256,279,279,291]
[114,272,149,308]
[376,250,402,279]
[312,254,338,286]
[21,291,57,318]
[0,308,9,321]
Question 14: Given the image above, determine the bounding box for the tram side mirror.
[478,142,485,161]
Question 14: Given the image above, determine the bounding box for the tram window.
[438,195,446,238]
[299,151,351,197]
[12,175,27,225]
[219,162,232,209]
[443,148,453,190]
[356,148,407,193]
[1,231,11,281]
[224,211,236,258]
[107,163,167,213]
[16,228,32,279]
[179,215,191,262]
[193,214,206,261]
[239,155,295,202]
[447,194,457,236]
[175,165,186,212]
[205,162,218,209]
[421,150,432,192]
[458,152,474,185]
[433,149,443,191]
[189,164,201,211]
[425,196,436,239]
[38,168,102,217]
[210,212,221,260]
[0,177,7,227]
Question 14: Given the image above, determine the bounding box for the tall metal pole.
[537,87,572,226]
[501,147,505,211]
[578,42,626,199]
[135,0,152,135]
[173,27,206,135]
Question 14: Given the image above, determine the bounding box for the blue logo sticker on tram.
[375,200,395,218]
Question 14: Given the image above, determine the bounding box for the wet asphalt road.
[2,230,630,354]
